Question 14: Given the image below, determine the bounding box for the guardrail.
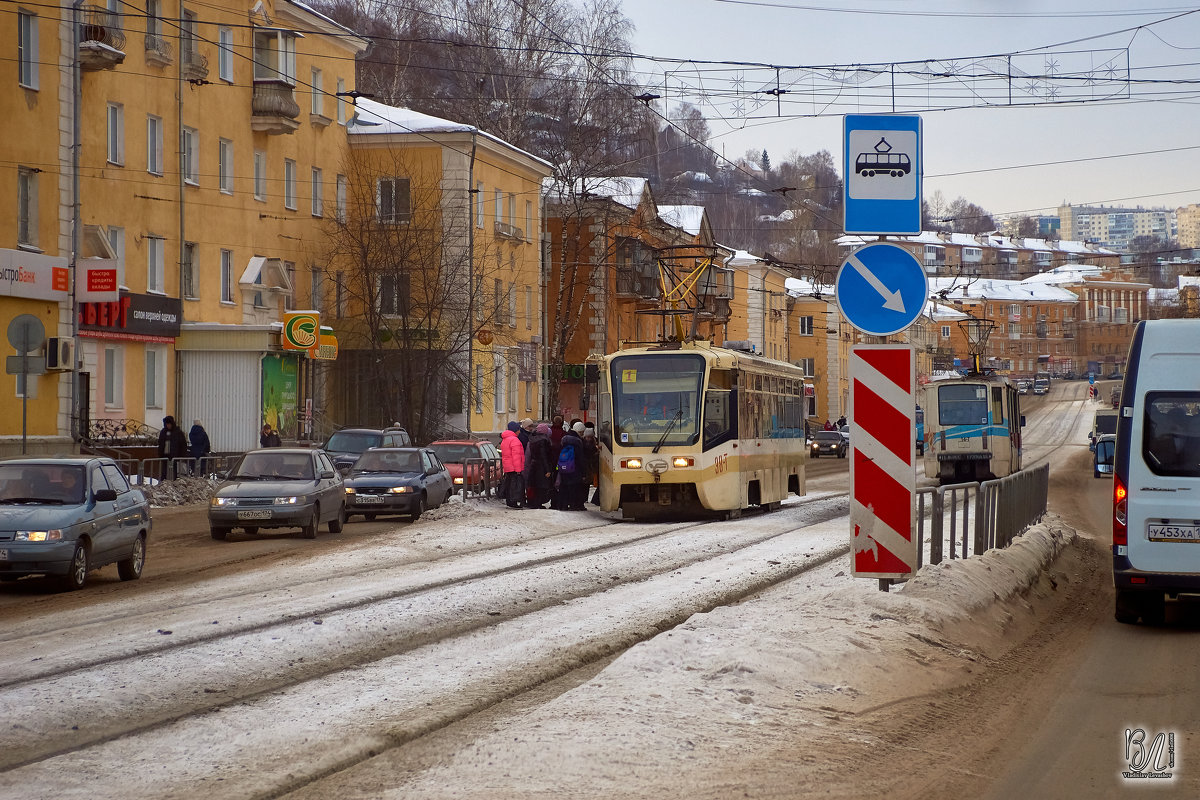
[459,457,503,500]
[118,455,242,486]
[914,462,1050,569]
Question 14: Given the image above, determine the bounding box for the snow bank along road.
[0,380,1097,799]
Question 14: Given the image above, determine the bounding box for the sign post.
[6,314,48,454]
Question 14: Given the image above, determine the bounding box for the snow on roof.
[1150,287,1179,303]
[1179,275,1200,288]
[736,188,768,197]
[673,171,713,184]
[725,249,767,268]
[833,232,1117,256]
[924,302,969,321]
[1019,264,1107,285]
[541,176,649,210]
[929,277,1077,302]
[784,276,833,298]
[757,209,795,223]
[657,205,705,237]
[285,0,366,41]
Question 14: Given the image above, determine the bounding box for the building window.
[310,67,323,116]
[475,363,484,413]
[377,178,411,224]
[147,115,163,175]
[336,174,347,221]
[104,346,124,407]
[283,159,296,210]
[218,139,233,194]
[106,226,125,286]
[798,315,813,336]
[145,347,165,409]
[181,241,196,298]
[508,281,516,327]
[310,268,322,311]
[494,188,502,228]
[146,235,165,292]
[254,151,266,201]
[494,355,505,414]
[18,11,38,90]
[525,381,533,413]
[526,200,533,242]
[107,103,124,165]
[336,77,346,124]
[284,262,295,310]
[252,28,296,84]
[798,358,814,377]
[508,193,516,227]
[1009,303,1020,316]
[220,249,233,302]
[525,285,533,330]
[378,273,409,316]
[311,167,323,216]
[476,182,484,227]
[494,278,504,324]
[17,168,37,248]
[335,271,345,318]
[182,128,199,185]
[218,26,233,81]
[941,325,951,338]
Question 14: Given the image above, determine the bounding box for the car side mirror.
[320,470,335,480]
[94,488,118,502]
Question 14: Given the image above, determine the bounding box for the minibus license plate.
[1148,523,1200,542]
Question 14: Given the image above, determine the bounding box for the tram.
[594,340,807,520]
[921,373,1023,484]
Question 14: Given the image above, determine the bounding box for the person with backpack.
[524,423,554,509]
[556,424,587,511]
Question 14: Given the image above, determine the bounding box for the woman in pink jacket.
[500,421,526,508]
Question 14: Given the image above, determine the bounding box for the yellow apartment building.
[333,99,552,439]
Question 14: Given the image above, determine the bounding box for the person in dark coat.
[523,423,554,509]
[548,415,566,508]
[189,419,212,475]
[556,424,587,511]
[517,418,534,449]
[260,424,282,447]
[157,416,188,480]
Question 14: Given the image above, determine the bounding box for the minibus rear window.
[1143,392,1200,477]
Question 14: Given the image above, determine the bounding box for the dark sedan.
[209,448,345,540]
[809,430,848,458]
[0,457,151,590]
[344,448,452,521]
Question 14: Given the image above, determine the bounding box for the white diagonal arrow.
[847,253,906,313]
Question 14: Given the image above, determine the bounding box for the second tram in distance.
[594,340,808,520]
[921,373,1024,484]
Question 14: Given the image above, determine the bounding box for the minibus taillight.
[1113,477,1128,547]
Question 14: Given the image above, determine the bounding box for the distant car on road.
[809,430,848,459]
[344,447,452,521]
[429,439,502,492]
[1017,380,1030,394]
[323,427,412,473]
[209,448,345,540]
[1106,371,1124,380]
[0,457,151,591]
[1033,378,1050,395]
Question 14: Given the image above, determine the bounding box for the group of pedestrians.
[155,416,213,479]
[499,416,600,511]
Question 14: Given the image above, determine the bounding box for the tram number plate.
[714,453,728,475]
[356,495,384,504]
[1148,523,1200,542]
[237,510,273,520]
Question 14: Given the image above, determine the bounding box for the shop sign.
[517,341,537,382]
[78,291,182,339]
[282,311,320,354]
[262,353,299,438]
[544,363,588,383]
[77,258,119,303]
[0,250,69,302]
[315,333,339,360]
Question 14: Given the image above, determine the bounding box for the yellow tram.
[594,341,808,520]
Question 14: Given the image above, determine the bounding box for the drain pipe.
[466,131,477,436]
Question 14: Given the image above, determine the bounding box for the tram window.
[710,369,733,390]
[938,384,989,426]
[597,392,612,449]
[703,389,736,450]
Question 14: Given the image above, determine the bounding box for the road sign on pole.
[844,114,922,235]
[850,344,917,579]
[836,243,929,337]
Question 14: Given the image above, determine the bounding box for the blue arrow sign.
[844,114,922,235]
[836,243,928,337]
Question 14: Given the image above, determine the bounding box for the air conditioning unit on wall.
[45,337,75,371]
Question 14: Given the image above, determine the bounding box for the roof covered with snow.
[929,277,1077,303]
[657,205,706,237]
[541,176,650,210]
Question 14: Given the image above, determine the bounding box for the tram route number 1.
[714,453,728,474]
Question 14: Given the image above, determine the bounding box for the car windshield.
[325,431,382,454]
[233,453,314,480]
[0,464,86,504]
[430,444,480,464]
[354,451,421,473]
[815,432,842,441]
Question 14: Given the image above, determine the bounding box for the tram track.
[0,495,849,781]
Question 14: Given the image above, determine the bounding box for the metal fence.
[459,457,503,500]
[114,455,243,486]
[915,463,1050,569]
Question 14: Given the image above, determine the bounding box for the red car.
[428,440,503,492]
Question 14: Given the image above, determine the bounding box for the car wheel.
[302,506,319,539]
[364,513,377,522]
[210,526,229,541]
[117,534,146,581]
[243,526,259,535]
[410,494,426,521]
[839,450,846,459]
[1115,589,1149,624]
[328,506,345,533]
[57,542,89,591]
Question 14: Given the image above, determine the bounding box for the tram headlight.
[622,458,642,469]
[672,457,693,468]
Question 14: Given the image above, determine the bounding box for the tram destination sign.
[843,114,922,235]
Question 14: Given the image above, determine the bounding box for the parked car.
[429,440,503,491]
[0,457,151,591]
[1106,371,1124,380]
[209,448,345,540]
[344,448,452,521]
[809,430,848,459]
[323,427,412,472]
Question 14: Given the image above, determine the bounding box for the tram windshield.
[937,383,990,426]
[610,353,704,448]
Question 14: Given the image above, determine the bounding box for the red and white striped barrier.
[849,344,917,578]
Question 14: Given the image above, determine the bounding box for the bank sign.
[0,250,69,302]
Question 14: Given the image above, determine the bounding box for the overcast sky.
[620,1,1200,222]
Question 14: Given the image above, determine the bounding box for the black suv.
[323,427,412,472]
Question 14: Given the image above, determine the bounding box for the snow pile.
[146,476,222,507]
[421,494,490,522]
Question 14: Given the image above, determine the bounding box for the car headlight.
[389,486,413,494]
[275,496,301,505]
[344,487,356,495]
[16,530,63,542]
[453,477,464,484]
[211,497,236,507]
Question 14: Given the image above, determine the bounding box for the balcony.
[494,221,524,241]
[144,33,173,67]
[251,80,301,134]
[697,267,734,300]
[78,6,126,71]
[696,295,732,323]
[181,47,208,81]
